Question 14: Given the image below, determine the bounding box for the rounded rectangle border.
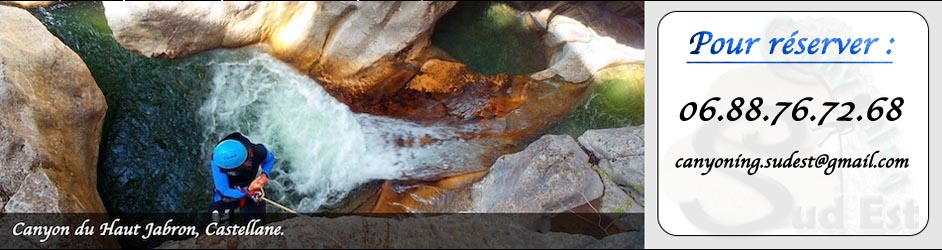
[655,11,930,236]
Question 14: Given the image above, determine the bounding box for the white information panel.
[657,12,929,235]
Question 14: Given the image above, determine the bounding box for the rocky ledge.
[472,125,644,215]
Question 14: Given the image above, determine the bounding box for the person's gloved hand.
[240,187,262,204]
[238,187,252,195]
[249,174,269,193]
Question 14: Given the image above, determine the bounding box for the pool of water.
[431,1,547,75]
[433,2,645,137]
[31,1,643,215]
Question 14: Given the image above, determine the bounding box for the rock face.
[0,6,108,214]
[100,0,643,125]
[380,125,647,214]
[471,135,603,213]
[158,215,641,249]
[512,1,643,47]
[103,1,455,100]
[0,1,58,8]
[100,2,642,215]
[101,2,593,128]
[578,125,644,213]
[523,2,645,83]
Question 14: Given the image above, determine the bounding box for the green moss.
[484,3,518,29]
[599,168,613,180]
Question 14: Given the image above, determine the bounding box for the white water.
[197,48,472,212]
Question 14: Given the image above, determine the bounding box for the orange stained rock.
[372,170,489,213]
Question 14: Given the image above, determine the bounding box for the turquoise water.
[33,2,214,214]
[431,1,547,75]
[30,2,643,214]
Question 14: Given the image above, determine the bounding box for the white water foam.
[198,48,471,212]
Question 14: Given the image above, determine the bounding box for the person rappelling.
[208,132,275,224]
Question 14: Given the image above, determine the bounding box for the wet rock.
[371,170,487,213]
[100,2,592,131]
[365,73,593,182]
[101,3,620,210]
[471,135,603,213]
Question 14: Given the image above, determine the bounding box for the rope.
[257,188,304,216]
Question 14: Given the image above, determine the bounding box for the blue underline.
[687,61,893,64]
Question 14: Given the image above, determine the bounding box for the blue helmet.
[213,140,247,169]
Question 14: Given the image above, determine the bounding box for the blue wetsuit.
[211,153,275,201]
[209,132,275,221]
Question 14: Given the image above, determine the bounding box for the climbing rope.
[255,188,303,216]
